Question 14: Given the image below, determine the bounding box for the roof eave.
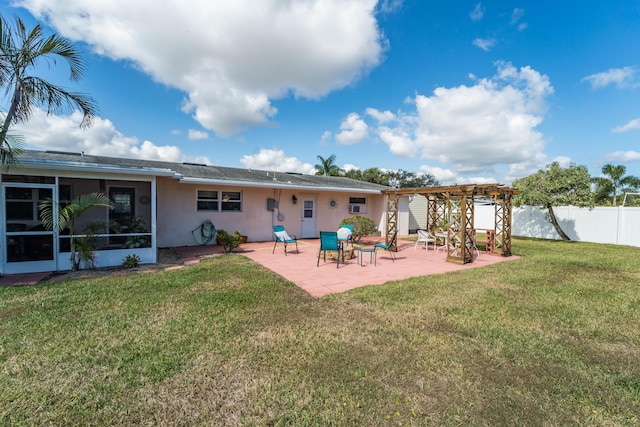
[178,177,385,194]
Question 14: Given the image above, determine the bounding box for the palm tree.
[592,164,640,206]
[0,14,98,167]
[39,193,112,271]
[315,154,341,176]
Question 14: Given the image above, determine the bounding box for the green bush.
[122,254,141,269]
[216,229,243,253]
[340,216,378,242]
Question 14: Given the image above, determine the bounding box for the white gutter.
[177,176,385,194]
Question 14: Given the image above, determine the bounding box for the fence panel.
[508,205,640,247]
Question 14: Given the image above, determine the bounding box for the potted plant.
[216,229,244,253]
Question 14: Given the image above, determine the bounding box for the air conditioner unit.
[349,204,361,214]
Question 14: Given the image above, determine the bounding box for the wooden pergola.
[381,184,520,265]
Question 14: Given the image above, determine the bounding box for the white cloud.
[335,113,369,145]
[188,129,209,140]
[511,8,525,25]
[18,0,386,137]
[361,62,553,181]
[472,37,496,51]
[552,156,572,167]
[581,66,636,89]
[15,109,210,164]
[377,0,403,13]
[612,118,640,133]
[365,107,396,123]
[342,163,360,172]
[376,126,416,157]
[239,148,315,174]
[320,130,332,145]
[419,165,456,184]
[469,3,484,21]
[600,150,640,163]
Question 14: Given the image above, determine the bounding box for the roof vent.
[183,162,207,167]
[46,150,81,156]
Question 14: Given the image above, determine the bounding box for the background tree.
[387,169,439,188]
[39,193,112,271]
[0,14,98,167]
[360,167,389,185]
[513,162,594,241]
[314,154,341,176]
[592,163,640,206]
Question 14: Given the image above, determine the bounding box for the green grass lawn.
[1,237,639,425]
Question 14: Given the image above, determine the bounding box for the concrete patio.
[177,236,519,297]
[0,236,519,297]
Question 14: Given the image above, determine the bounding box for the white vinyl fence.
[475,205,640,248]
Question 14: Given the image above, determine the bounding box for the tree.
[39,193,112,271]
[314,154,341,176]
[592,163,640,206]
[513,162,593,241]
[387,169,439,188]
[0,14,98,167]
[360,167,389,185]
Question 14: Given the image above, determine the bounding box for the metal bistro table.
[357,245,377,266]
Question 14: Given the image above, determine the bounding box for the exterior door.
[300,197,316,238]
[2,183,57,274]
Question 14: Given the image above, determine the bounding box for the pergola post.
[385,194,399,251]
[494,193,514,256]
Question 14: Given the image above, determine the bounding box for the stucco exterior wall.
[155,177,388,247]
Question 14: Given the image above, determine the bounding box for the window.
[59,184,71,208]
[348,197,367,214]
[221,191,242,212]
[197,190,242,212]
[197,190,218,211]
[109,187,135,223]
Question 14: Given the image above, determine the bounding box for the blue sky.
[3,0,640,184]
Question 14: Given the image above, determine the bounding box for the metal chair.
[375,230,397,262]
[317,231,342,268]
[414,229,436,251]
[272,225,298,255]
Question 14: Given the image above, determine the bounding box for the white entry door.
[300,197,316,238]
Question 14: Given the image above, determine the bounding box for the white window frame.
[197,189,219,211]
[196,189,243,212]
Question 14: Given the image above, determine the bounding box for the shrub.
[340,216,377,242]
[216,229,243,253]
[122,254,141,269]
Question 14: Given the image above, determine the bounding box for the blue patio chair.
[272,225,298,255]
[374,230,398,263]
[317,231,342,268]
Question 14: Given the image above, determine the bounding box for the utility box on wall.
[267,198,278,211]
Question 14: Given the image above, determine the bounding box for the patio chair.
[272,225,298,255]
[317,231,342,268]
[375,230,397,263]
[414,229,436,251]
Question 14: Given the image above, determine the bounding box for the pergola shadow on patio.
[382,184,520,265]
[197,237,519,297]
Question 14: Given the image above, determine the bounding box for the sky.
[2,0,640,185]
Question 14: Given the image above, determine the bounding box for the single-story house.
[1,150,407,275]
